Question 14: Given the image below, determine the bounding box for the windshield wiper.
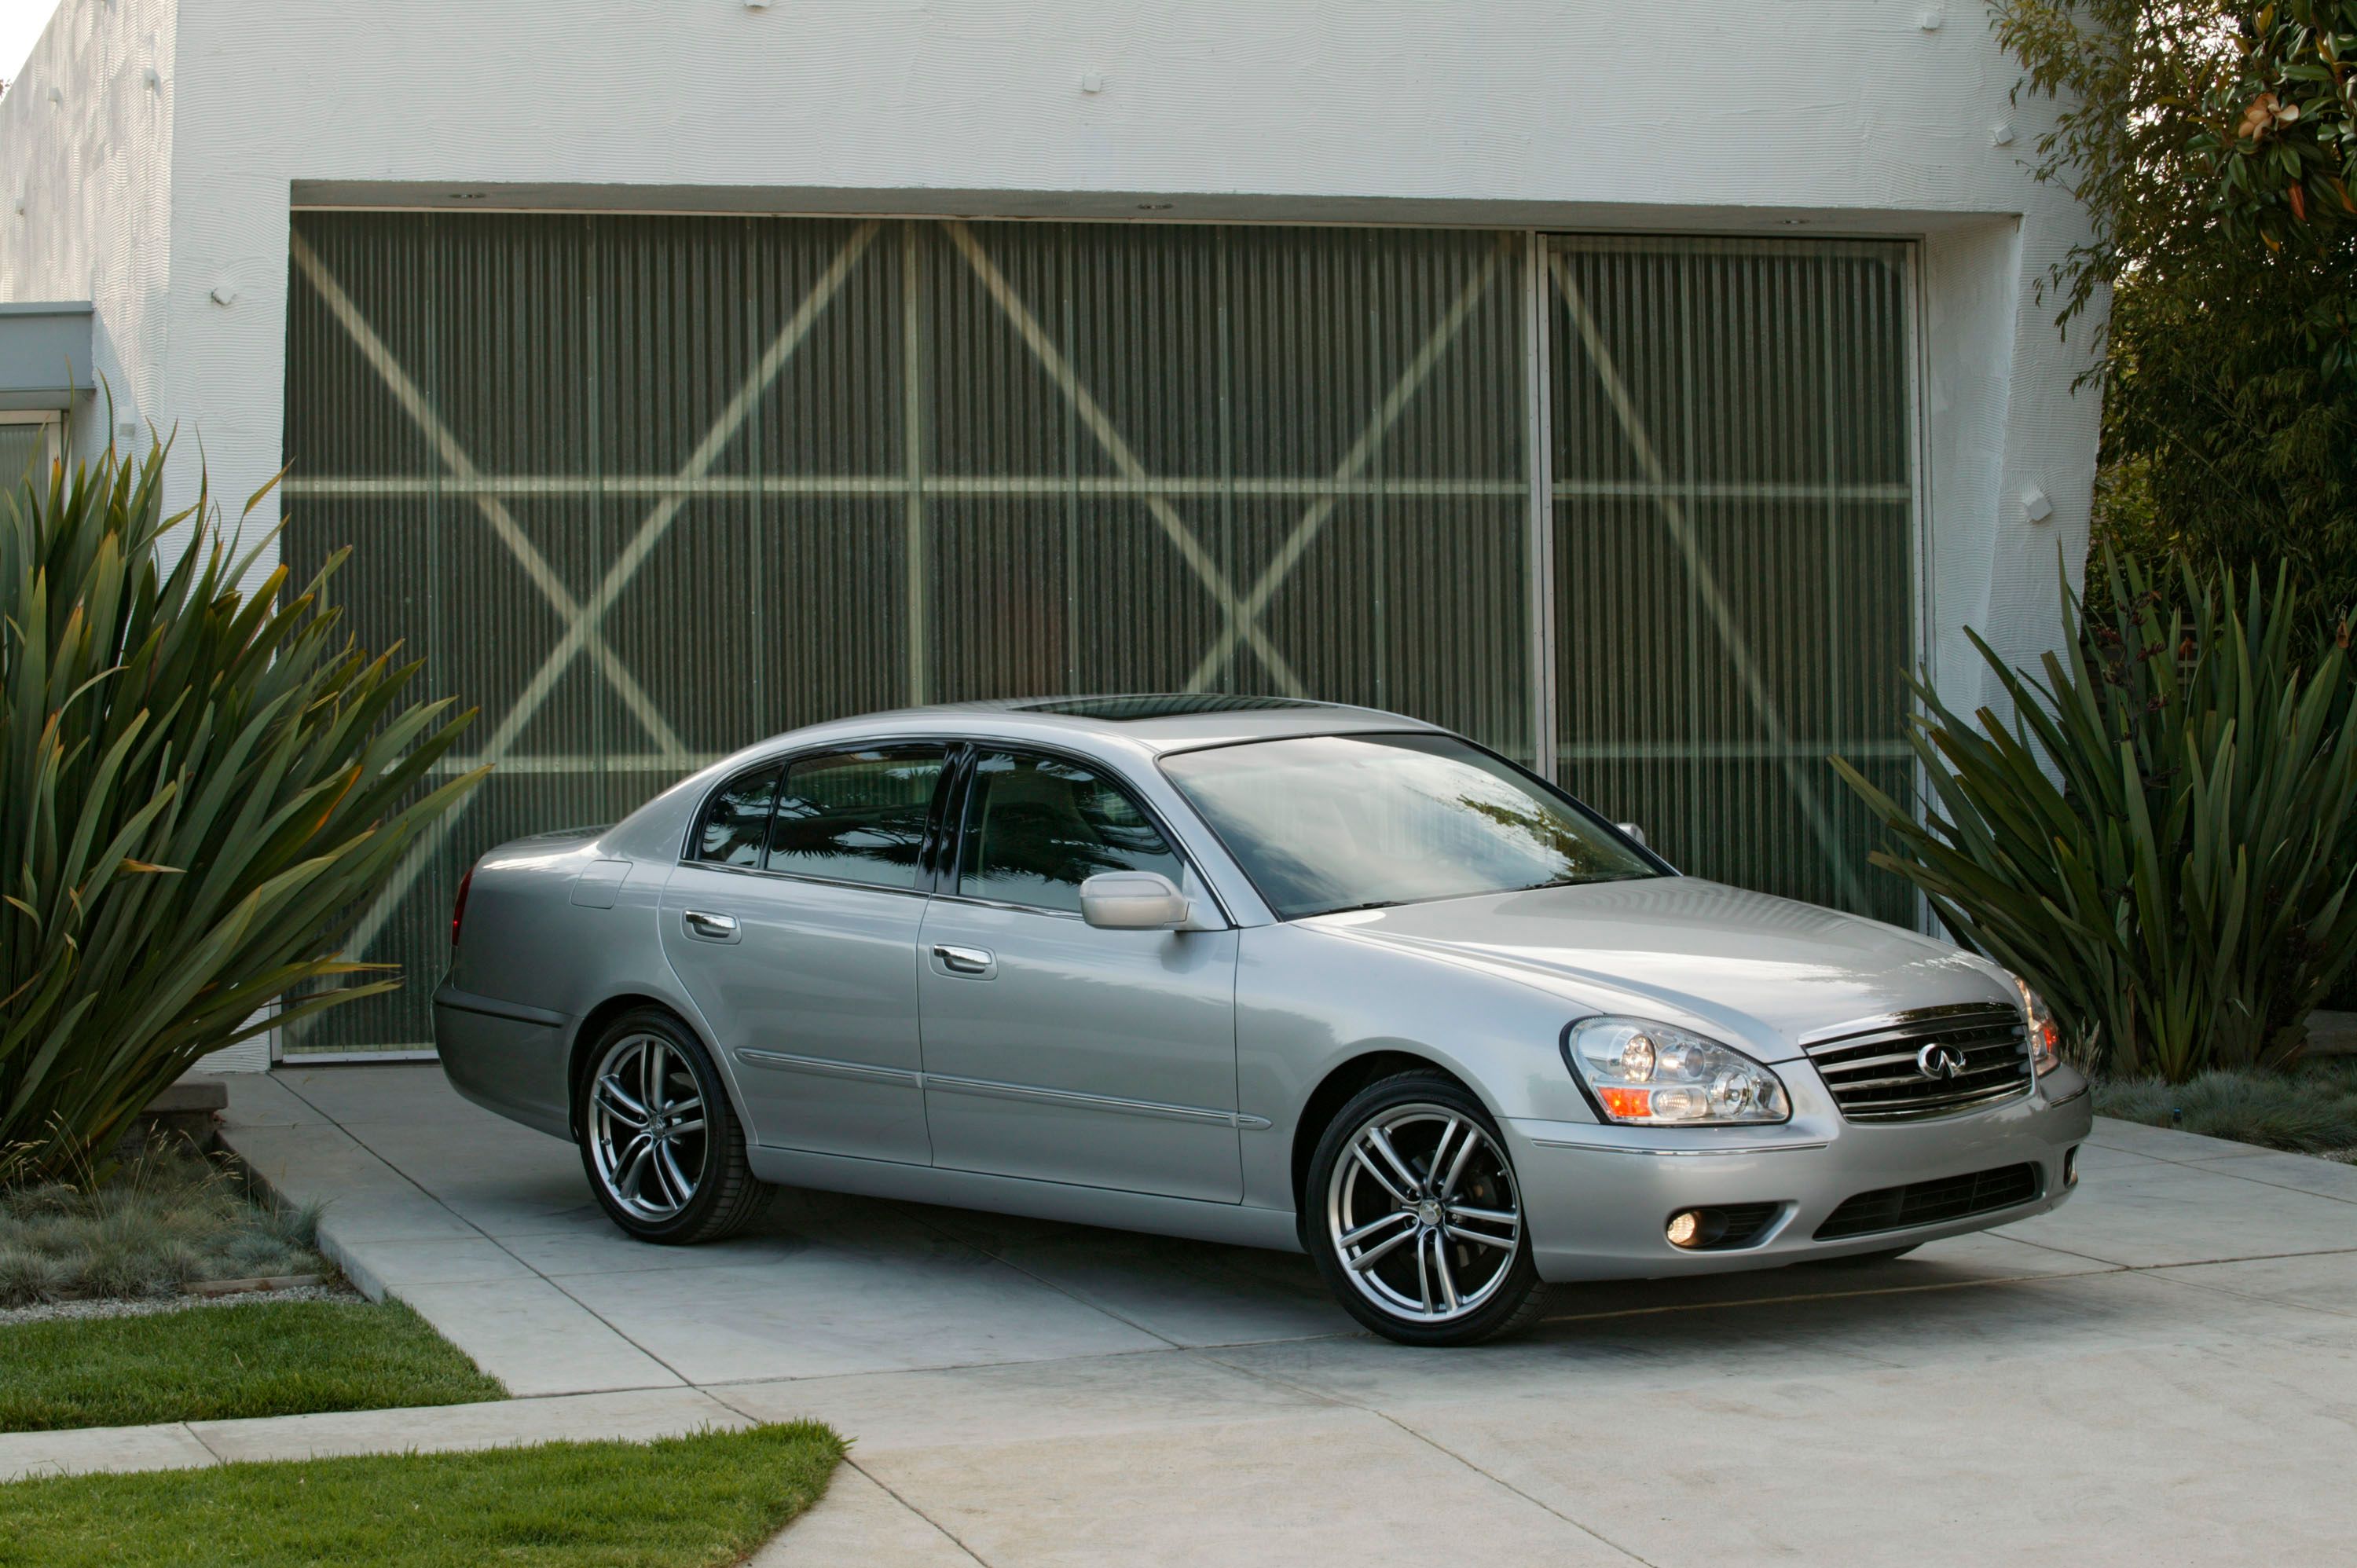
[1308,898,1409,917]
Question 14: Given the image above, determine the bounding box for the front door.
[916,749,1242,1203]
[662,744,951,1164]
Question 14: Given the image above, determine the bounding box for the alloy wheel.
[1325,1102,1523,1325]
[587,1032,709,1222]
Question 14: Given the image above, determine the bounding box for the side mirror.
[1080,870,1192,930]
[1616,822,1648,848]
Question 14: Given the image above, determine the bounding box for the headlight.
[1564,1017,1790,1125]
[2008,973,2062,1075]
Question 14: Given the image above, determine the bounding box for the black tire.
[1305,1071,1548,1346]
[576,1006,769,1245]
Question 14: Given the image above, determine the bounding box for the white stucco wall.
[0,0,176,471]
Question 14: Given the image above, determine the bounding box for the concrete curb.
[0,1386,753,1484]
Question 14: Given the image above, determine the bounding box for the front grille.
[1802,1005,2031,1123]
[1814,1163,2043,1240]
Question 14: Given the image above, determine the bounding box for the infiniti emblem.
[1915,1042,1969,1080]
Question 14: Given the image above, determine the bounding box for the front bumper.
[1505,1068,2093,1283]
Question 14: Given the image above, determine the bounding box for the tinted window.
[1162,733,1658,918]
[698,764,779,867]
[768,748,948,889]
[958,752,1185,914]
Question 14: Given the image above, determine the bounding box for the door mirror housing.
[1615,822,1647,848]
[1080,871,1193,930]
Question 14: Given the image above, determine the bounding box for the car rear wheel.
[577,1007,768,1244]
[1307,1072,1547,1346]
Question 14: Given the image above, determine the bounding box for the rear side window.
[768,747,949,890]
[956,751,1184,914]
[697,764,780,867]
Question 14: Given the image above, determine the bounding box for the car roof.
[830,694,1446,753]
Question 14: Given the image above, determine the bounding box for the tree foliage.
[1992,0,2355,636]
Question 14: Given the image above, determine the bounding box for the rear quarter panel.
[436,833,694,1139]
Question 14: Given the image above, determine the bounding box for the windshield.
[1160,732,1660,919]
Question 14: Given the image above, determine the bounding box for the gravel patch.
[0,1282,363,1328]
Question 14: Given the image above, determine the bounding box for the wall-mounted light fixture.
[2021,484,2054,524]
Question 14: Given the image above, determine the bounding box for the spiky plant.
[1833,551,2357,1082]
[0,438,482,1181]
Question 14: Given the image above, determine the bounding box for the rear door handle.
[932,943,995,978]
[683,910,741,943]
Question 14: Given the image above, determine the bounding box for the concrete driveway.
[222,1065,2357,1566]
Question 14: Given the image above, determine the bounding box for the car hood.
[1302,877,2012,1062]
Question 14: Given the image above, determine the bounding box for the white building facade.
[2,0,2101,1060]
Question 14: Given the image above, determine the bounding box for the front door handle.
[683,909,741,942]
[932,943,995,977]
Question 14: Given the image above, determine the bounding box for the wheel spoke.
[641,1041,664,1117]
[1444,1222,1514,1251]
[1347,1225,1417,1273]
[596,1075,649,1128]
[1339,1211,1414,1249]
[1431,1231,1460,1313]
[1351,1148,1413,1207]
[1414,1225,1432,1312]
[1439,1123,1480,1200]
[655,1141,695,1208]
[616,1138,654,1200]
[1446,1204,1518,1229]
[1363,1126,1424,1198]
[662,1117,706,1140]
[1428,1118,1457,1187]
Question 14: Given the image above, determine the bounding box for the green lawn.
[0,1423,845,1568]
[0,1299,504,1433]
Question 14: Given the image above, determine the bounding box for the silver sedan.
[434,695,2091,1345]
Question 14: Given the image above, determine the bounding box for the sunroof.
[1017,694,1332,721]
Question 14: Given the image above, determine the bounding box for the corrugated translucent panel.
[1545,236,1916,925]
[0,423,48,490]
[280,214,1534,1053]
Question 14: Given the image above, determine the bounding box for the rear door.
[662,744,951,1164]
[915,747,1242,1203]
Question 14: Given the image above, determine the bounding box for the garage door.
[281,213,1917,1055]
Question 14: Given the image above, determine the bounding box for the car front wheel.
[577,1007,768,1244]
[1307,1072,1547,1346]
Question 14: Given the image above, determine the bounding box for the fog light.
[1666,1210,1703,1247]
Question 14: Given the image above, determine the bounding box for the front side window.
[767,747,948,890]
[1161,732,1658,919]
[957,751,1185,914]
[697,764,780,867]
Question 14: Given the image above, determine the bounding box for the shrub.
[0,440,482,1181]
[2095,1060,2357,1154]
[0,1144,326,1306]
[1832,551,2357,1082]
